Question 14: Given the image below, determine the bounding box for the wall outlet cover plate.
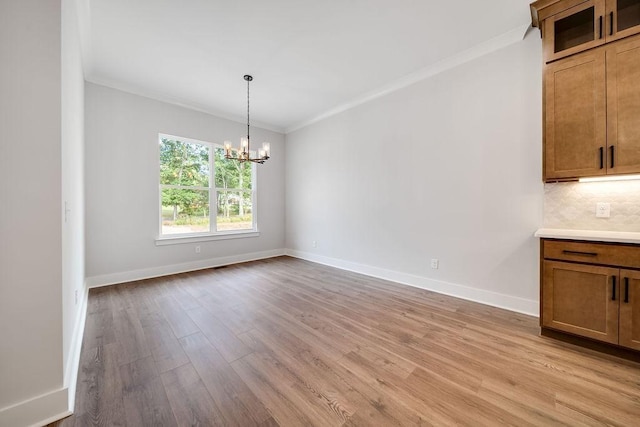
[596,202,611,218]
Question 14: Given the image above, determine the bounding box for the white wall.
[0,0,68,425]
[286,32,544,315]
[61,0,86,410]
[85,83,286,283]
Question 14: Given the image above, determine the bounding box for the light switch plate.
[596,202,611,218]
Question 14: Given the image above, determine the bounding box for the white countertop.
[535,228,640,244]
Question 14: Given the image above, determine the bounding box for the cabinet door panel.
[607,35,640,174]
[544,0,606,62]
[619,269,640,350]
[543,261,619,343]
[545,49,607,180]
[606,0,640,42]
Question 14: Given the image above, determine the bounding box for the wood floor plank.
[167,275,204,311]
[143,318,191,374]
[242,327,432,426]
[155,294,201,339]
[73,343,125,425]
[161,363,226,427]
[81,307,116,351]
[404,366,534,426]
[119,356,177,426]
[51,256,640,427]
[86,287,111,314]
[186,305,252,362]
[112,308,151,366]
[476,382,589,427]
[231,355,320,426]
[179,332,271,426]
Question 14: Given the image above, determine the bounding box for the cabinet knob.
[612,276,617,301]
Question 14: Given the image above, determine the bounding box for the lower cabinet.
[619,270,640,350]
[541,239,640,351]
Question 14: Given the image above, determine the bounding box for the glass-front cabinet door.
[607,0,640,41]
[542,0,640,62]
[544,0,606,62]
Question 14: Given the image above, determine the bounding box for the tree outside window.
[159,135,255,236]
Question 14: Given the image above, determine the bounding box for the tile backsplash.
[544,180,640,231]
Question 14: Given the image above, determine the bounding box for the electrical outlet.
[312,240,317,248]
[195,245,201,253]
[596,202,611,218]
[431,259,439,269]
[75,289,78,305]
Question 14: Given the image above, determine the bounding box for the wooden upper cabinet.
[544,49,607,179]
[543,0,606,62]
[535,0,640,181]
[533,0,640,62]
[619,269,640,350]
[606,35,640,174]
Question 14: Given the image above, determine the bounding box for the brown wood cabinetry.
[542,0,606,62]
[532,0,640,181]
[619,269,640,349]
[541,238,640,351]
[606,35,640,175]
[545,37,640,180]
[544,49,606,179]
[534,0,640,62]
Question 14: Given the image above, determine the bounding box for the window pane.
[160,138,210,186]
[161,188,210,234]
[214,148,253,190]
[216,191,253,231]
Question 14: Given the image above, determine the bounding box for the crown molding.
[286,23,531,134]
[85,76,287,134]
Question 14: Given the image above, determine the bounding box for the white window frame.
[156,133,258,245]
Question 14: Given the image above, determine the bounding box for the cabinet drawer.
[543,239,640,268]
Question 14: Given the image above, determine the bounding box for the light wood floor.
[51,256,640,426]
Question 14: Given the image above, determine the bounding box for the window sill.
[155,230,260,246]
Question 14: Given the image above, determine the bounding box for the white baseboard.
[2,282,89,427]
[0,388,70,427]
[64,283,89,413]
[285,249,539,317]
[86,249,286,288]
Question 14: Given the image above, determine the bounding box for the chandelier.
[224,75,270,164]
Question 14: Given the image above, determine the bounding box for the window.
[159,134,256,238]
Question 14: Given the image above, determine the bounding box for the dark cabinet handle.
[600,15,604,39]
[612,276,617,301]
[600,147,604,169]
[562,250,597,257]
[624,277,629,303]
[610,146,615,168]
[610,12,614,36]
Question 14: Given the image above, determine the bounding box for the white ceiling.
[80,0,533,132]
